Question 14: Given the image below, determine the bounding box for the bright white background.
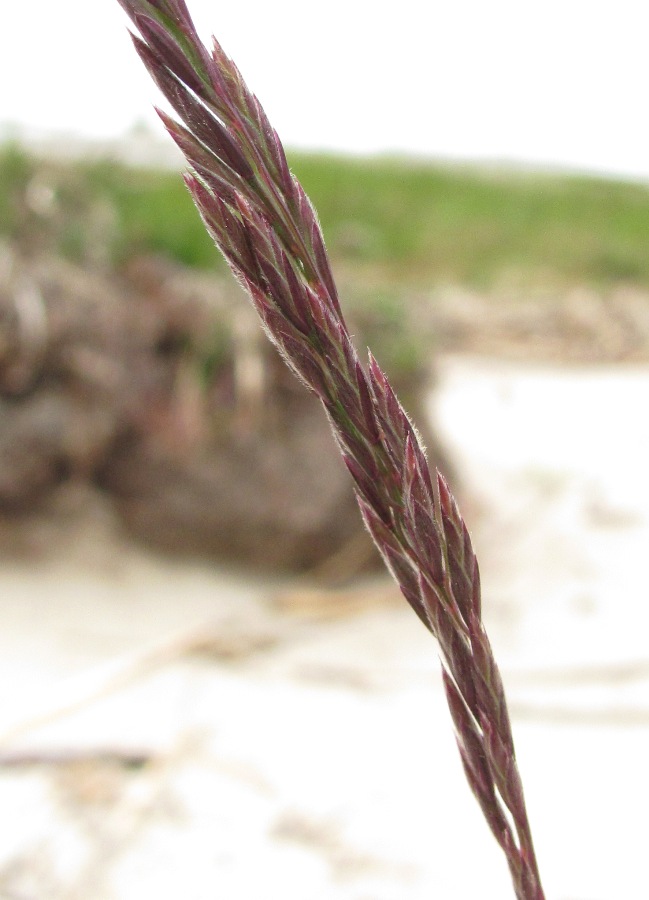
[3,0,649,180]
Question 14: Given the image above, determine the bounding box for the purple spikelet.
[115,3,546,896]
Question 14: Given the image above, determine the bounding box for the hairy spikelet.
[116,3,546,896]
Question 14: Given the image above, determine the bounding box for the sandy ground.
[1,355,648,899]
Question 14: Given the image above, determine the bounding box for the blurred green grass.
[2,141,649,289]
[291,154,649,288]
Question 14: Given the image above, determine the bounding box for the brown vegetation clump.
[0,242,442,572]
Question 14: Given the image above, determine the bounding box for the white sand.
[1,356,648,898]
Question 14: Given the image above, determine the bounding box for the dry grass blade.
[115,2,546,896]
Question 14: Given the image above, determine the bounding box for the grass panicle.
[116,2,546,895]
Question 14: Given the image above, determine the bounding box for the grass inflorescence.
[114,2,552,895]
